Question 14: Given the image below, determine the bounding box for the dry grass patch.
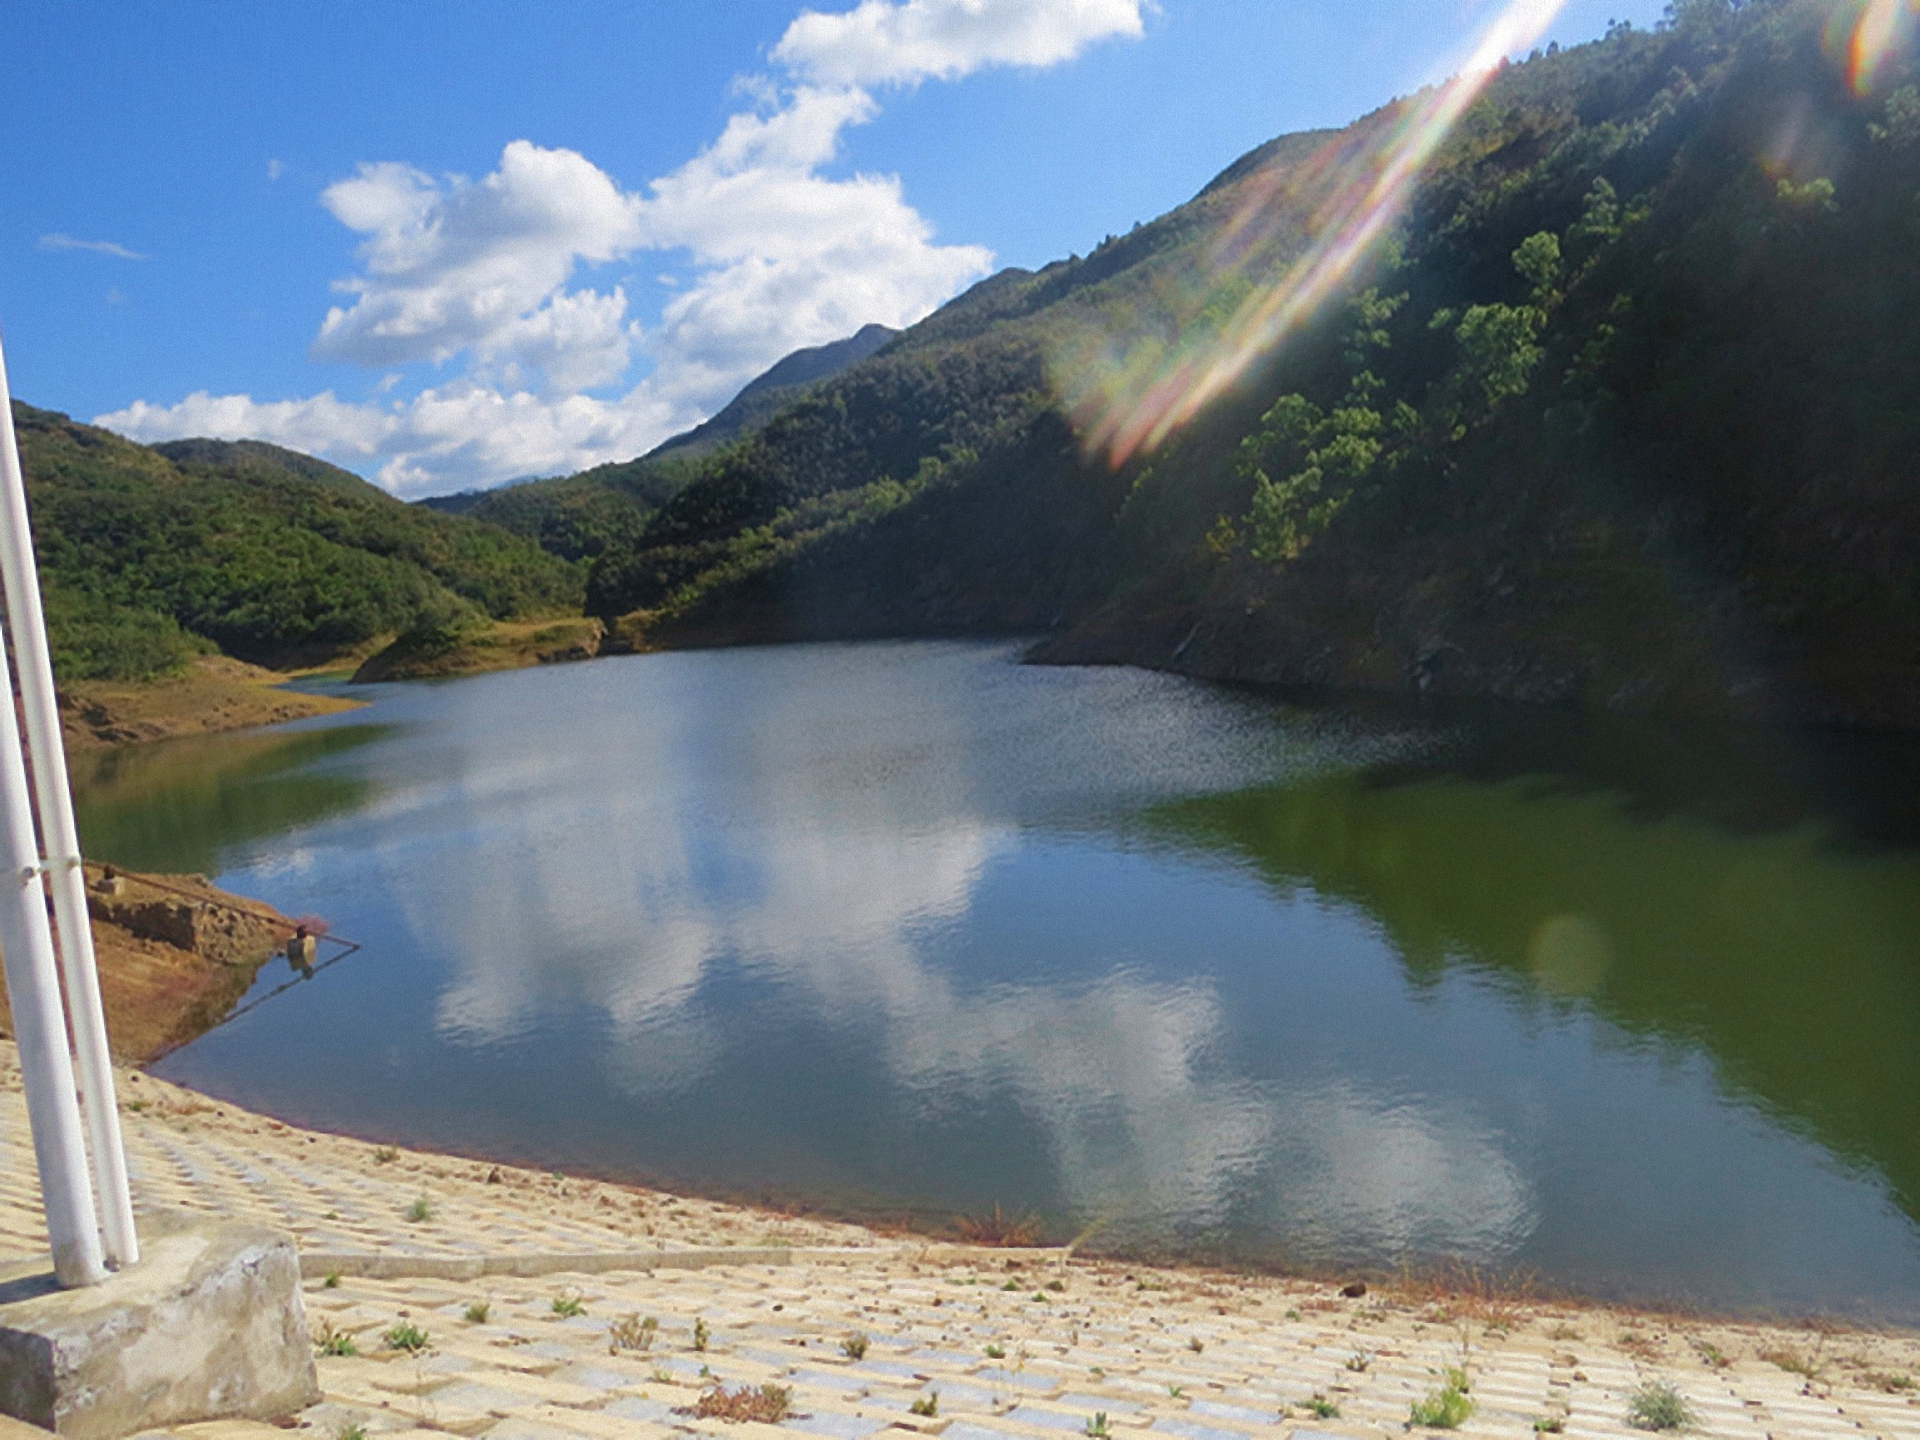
[688,1383,794,1423]
[955,1203,1042,1246]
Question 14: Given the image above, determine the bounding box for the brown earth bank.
[349,615,604,683]
[0,864,297,1063]
[60,653,363,749]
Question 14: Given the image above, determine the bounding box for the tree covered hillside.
[563,0,1920,727]
[16,405,582,681]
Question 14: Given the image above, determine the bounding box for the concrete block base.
[0,1214,319,1438]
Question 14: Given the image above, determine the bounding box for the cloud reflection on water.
[363,645,1534,1263]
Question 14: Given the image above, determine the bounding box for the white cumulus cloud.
[636,85,990,407]
[96,0,1144,496]
[312,142,642,389]
[774,0,1146,86]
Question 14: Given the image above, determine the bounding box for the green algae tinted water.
[74,640,1920,1320]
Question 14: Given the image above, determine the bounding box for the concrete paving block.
[602,1396,684,1424]
[478,1419,591,1440]
[1186,1400,1275,1425]
[0,1217,318,1439]
[973,1370,1059,1393]
[1149,1418,1252,1440]
[782,1410,894,1439]
[1054,1396,1144,1415]
[943,1424,1023,1440]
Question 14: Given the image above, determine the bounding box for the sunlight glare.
[1061,0,1573,468]
[1842,0,1919,95]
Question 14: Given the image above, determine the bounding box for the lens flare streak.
[1074,0,1572,467]
[1844,0,1919,95]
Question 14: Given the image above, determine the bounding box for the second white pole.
[0,341,137,1268]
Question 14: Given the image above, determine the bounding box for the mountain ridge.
[566,0,1920,729]
[647,322,902,460]
[40,0,1920,729]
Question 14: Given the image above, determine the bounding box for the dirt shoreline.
[0,863,297,1063]
[60,653,364,749]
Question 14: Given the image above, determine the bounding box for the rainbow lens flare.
[1056,0,1575,468]
[1836,0,1919,95]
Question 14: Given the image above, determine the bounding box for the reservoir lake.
[73,640,1920,1320]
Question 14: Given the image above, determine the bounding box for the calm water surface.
[73,641,1920,1320]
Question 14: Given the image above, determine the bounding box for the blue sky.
[3,0,1669,497]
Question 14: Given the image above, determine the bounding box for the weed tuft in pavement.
[383,1322,429,1354]
[611,1313,659,1351]
[1410,1381,1474,1429]
[691,1383,792,1423]
[313,1320,357,1357]
[1625,1380,1693,1432]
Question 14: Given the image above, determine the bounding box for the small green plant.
[1758,1343,1823,1378]
[611,1313,659,1351]
[336,1423,367,1440]
[1085,1413,1110,1438]
[1346,1351,1371,1372]
[842,1332,869,1360]
[464,1300,491,1324]
[1305,1395,1339,1420]
[313,1320,358,1357]
[1410,1382,1474,1429]
[383,1322,429,1353]
[372,1146,398,1164]
[1690,1340,1728,1370]
[1866,1370,1915,1393]
[1284,1309,1301,1321]
[1046,1279,1065,1293]
[551,1291,586,1318]
[986,1343,1006,1359]
[1625,1380,1692,1432]
[651,1361,673,1384]
[1003,1279,1022,1291]
[1445,1365,1471,1393]
[910,1391,939,1417]
[693,1316,710,1351]
[1167,1385,1184,1399]
[404,1196,432,1224]
[1533,1417,1566,1433]
[322,1271,341,1289]
[1188,1336,1204,1354]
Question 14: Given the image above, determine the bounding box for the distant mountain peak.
[647,323,900,459]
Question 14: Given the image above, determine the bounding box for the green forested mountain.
[16,405,582,680]
[417,453,699,564]
[416,323,903,562]
[563,0,1920,727]
[38,0,1920,726]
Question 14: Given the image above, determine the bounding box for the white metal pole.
[0,366,105,1285]
[0,335,137,1268]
